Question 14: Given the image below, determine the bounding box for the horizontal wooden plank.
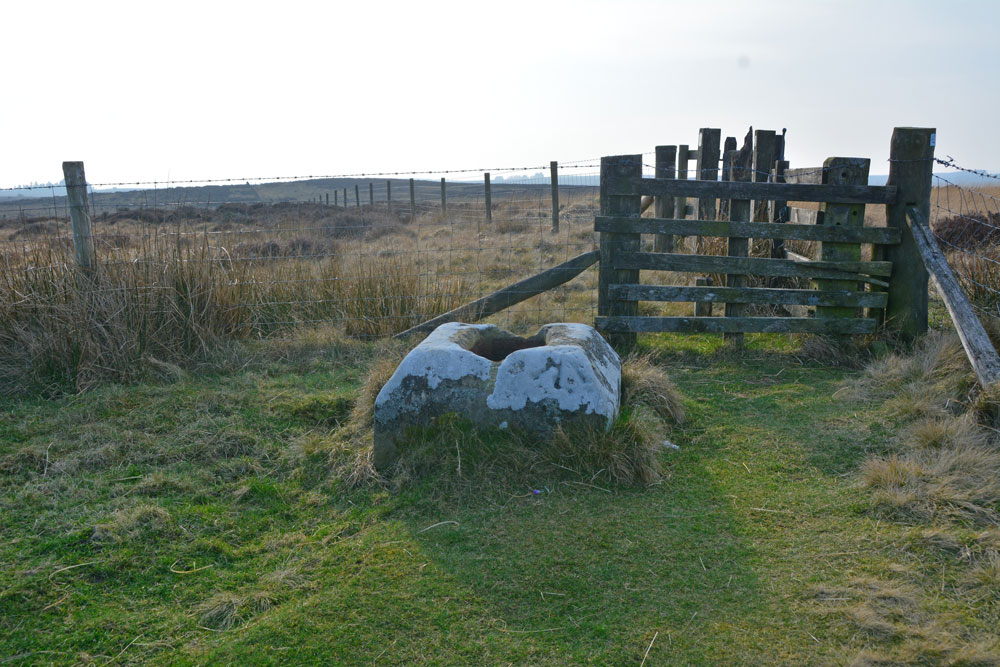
[608,284,888,308]
[784,168,823,185]
[594,216,900,244]
[595,316,877,335]
[614,251,893,279]
[608,176,897,204]
[788,207,818,225]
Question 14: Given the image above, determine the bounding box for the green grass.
[1,332,997,664]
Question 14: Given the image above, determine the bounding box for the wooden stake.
[62,161,95,273]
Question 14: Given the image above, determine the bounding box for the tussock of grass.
[197,591,275,631]
[92,504,176,543]
[621,352,686,425]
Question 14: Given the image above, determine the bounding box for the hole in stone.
[469,336,544,362]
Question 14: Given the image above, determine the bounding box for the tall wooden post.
[355,184,360,207]
[770,159,790,261]
[752,129,777,222]
[62,161,95,273]
[325,192,329,206]
[343,188,348,208]
[653,145,676,253]
[550,161,559,233]
[484,172,492,223]
[718,136,737,219]
[817,157,870,322]
[409,178,416,222]
[369,182,374,206]
[335,190,339,206]
[386,180,392,215]
[725,130,754,346]
[674,144,689,222]
[884,127,936,337]
[696,128,721,220]
[598,155,642,349]
[440,178,446,217]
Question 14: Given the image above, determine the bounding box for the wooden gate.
[593,129,921,347]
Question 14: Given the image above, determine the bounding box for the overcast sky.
[3,0,997,188]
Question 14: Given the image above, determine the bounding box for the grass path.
[0,334,982,664]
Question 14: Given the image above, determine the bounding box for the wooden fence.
[595,127,936,348]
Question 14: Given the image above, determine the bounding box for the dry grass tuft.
[621,353,686,425]
[91,504,176,543]
[197,591,275,631]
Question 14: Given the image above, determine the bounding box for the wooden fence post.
[725,130,754,346]
[598,155,642,349]
[355,184,360,208]
[62,161,95,273]
[550,161,559,233]
[817,157,870,322]
[343,188,348,208]
[484,172,492,223]
[409,178,416,222]
[696,128,721,220]
[369,182,374,206]
[334,190,339,207]
[440,178,446,217]
[653,145,676,253]
[694,276,714,317]
[770,159,790,260]
[718,136,737,220]
[884,127,935,337]
[752,129,777,222]
[674,144,689,224]
[386,180,392,216]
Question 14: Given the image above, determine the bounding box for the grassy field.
[2,326,998,665]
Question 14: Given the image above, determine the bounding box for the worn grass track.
[1,332,996,665]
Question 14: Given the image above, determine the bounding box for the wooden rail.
[613,252,892,281]
[906,208,1000,386]
[594,216,900,244]
[607,284,887,308]
[595,316,877,335]
[607,176,897,205]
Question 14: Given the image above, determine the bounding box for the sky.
[2,0,998,189]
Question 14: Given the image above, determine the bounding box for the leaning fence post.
[653,145,676,252]
[484,172,492,223]
[62,161,95,273]
[884,127,936,337]
[598,154,642,349]
[550,161,559,233]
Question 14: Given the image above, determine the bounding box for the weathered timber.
[595,316,877,335]
[752,129,777,222]
[726,128,754,346]
[550,161,559,233]
[884,127,935,337]
[607,284,888,308]
[696,128,721,221]
[653,145,677,252]
[719,136,737,220]
[369,182,374,206]
[386,180,392,215]
[693,276,713,316]
[593,216,900,244]
[609,176,896,204]
[63,161,95,272]
[614,252,892,279]
[598,155,642,348]
[440,178,447,216]
[675,144,689,223]
[817,157,869,320]
[355,184,360,207]
[788,207,819,225]
[771,159,790,262]
[484,173,491,223]
[784,168,824,185]
[394,250,600,339]
[409,178,416,220]
[906,208,1000,386]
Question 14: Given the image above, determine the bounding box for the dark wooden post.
[369,182,374,206]
[884,127,936,337]
[696,128,721,220]
[752,129,777,222]
[355,184,360,208]
[674,144,689,223]
[325,193,329,206]
[484,172,492,223]
[334,190,339,206]
[653,145,676,253]
[718,136,737,219]
[343,188,348,208]
[598,155,642,349]
[550,161,559,233]
[409,178,416,221]
[817,157,870,322]
[770,159,790,260]
[62,161,95,273]
[386,180,392,215]
[440,178,446,217]
[694,276,713,317]
[725,130,754,346]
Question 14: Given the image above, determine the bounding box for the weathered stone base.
[373,323,621,470]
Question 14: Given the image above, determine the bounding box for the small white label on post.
[930,133,936,147]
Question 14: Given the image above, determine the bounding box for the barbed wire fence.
[928,158,1000,324]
